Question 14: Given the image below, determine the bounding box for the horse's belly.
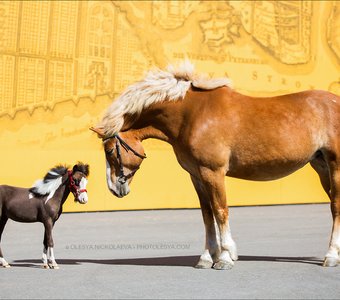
[227,158,310,181]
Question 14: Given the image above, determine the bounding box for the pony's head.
[91,127,146,198]
[69,162,90,203]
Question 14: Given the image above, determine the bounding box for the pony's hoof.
[49,264,59,269]
[43,264,50,269]
[2,264,11,268]
[323,257,339,267]
[195,259,213,269]
[213,260,234,270]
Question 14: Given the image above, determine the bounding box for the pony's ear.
[90,126,105,138]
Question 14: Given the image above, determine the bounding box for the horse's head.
[69,163,90,204]
[91,127,146,198]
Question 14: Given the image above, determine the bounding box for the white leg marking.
[0,257,10,267]
[42,247,48,266]
[326,228,340,259]
[47,247,59,269]
[200,249,213,263]
[220,221,238,261]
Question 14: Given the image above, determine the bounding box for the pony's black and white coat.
[0,162,89,269]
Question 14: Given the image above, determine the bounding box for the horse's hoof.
[195,259,213,269]
[213,260,234,270]
[2,264,11,268]
[230,253,239,261]
[43,264,50,269]
[323,257,339,267]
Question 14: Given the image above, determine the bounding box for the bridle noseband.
[68,170,87,198]
[103,133,147,184]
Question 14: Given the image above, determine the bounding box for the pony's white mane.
[29,170,64,203]
[100,60,232,135]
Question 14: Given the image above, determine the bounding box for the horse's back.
[182,87,340,181]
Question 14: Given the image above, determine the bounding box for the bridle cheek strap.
[104,133,146,185]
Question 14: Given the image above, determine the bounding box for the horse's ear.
[90,126,105,138]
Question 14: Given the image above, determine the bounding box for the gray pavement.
[0,204,339,299]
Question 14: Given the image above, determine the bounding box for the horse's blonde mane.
[100,60,232,135]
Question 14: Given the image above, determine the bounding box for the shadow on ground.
[11,255,323,268]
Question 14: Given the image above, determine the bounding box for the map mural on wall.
[0,0,338,121]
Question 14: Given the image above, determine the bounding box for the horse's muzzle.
[110,181,130,198]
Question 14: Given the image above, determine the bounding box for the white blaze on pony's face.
[70,164,90,204]
[77,177,89,203]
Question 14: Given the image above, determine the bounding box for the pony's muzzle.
[77,192,88,204]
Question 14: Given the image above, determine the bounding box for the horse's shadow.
[11,255,323,268]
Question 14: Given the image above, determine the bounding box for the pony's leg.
[44,221,59,269]
[191,175,220,269]
[0,216,10,268]
[42,232,48,268]
[323,157,340,267]
[199,168,238,270]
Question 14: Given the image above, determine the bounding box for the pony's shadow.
[12,255,323,268]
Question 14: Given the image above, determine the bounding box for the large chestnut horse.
[91,61,340,270]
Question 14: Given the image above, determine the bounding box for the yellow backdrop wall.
[0,1,339,212]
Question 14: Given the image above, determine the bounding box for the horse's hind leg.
[320,153,340,267]
[0,215,10,268]
[310,153,331,198]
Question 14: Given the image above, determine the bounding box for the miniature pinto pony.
[0,162,89,269]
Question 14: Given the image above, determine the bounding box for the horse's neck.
[131,101,184,143]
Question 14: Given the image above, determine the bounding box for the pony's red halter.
[68,170,87,198]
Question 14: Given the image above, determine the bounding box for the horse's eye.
[105,148,114,156]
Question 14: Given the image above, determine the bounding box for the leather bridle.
[68,170,87,199]
[103,133,147,184]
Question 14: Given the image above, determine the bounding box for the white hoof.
[195,258,213,269]
[213,260,234,270]
[323,257,339,267]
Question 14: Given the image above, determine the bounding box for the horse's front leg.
[191,175,220,268]
[198,168,238,270]
[43,220,59,269]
